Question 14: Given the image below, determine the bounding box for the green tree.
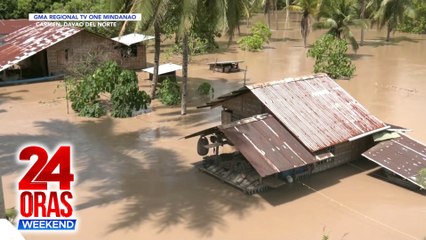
[68,61,150,118]
[158,78,181,106]
[316,0,367,51]
[11,0,64,18]
[0,0,17,19]
[288,0,320,47]
[374,0,415,41]
[398,0,426,33]
[308,34,356,79]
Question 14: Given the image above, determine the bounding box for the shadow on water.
[270,37,300,42]
[367,167,426,195]
[155,105,221,129]
[259,159,378,206]
[347,53,374,61]
[362,36,420,48]
[154,76,242,129]
[0,118,262,237]
[0,90,28,114]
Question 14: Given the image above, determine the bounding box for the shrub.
[418,168,426,188]
[170,35,218,56]
[238,35,265,51]
[68,61,150,118]
[251,22,272,42]
[238,22,271,51]
[111,71,151,118]
[307,34,356,79]
[6,207,18,224]
[197,82,214,96]
[79,102,106,118]
[158,78,181,106]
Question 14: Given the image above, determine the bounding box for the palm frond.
[351,18,369,28]
[313,18,337,30]
[286,5,303,12]
[342,26,359,51]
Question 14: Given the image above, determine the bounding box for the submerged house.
[0,21,150,83]
[186,74,426,194]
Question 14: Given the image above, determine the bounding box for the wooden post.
[151,22,161,99]
[2,70,7,81]
[181,33,189,115]
[275,0,278,30]
[64,81,70,114]
[243,66,248,86]
[215,145,220,166]
[213,58,218,72]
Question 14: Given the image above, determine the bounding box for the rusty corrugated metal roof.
[362,134,426,189]
[0,24,82,72]
[247,74,388,152]
[0,19,35,35]
[219,114,316,177]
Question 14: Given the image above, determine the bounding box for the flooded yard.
[1,12,425,240]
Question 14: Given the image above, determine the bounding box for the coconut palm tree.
[224,0,251,38]
[316,0,367,51]
[288,0,320,47]
[123,0,247,114]
[139,0,172,99]
[251,0,275,28]
[359,0,367,45]
[118,0,180,99]
[373,0,414,41]
[180,0,250,114]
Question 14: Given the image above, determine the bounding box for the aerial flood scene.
[0,1,425,240]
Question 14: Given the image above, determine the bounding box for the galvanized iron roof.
[0,24,82,72]
[362,134,426,189]
[142,63,182,74]
[111,33,154,46]
[247,74,388,152]
[219,114,316,177]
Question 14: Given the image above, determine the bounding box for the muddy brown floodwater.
[1,12,426,240]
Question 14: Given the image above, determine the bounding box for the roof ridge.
[247,73,329,89]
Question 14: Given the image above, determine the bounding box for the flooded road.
[1,12,425,240]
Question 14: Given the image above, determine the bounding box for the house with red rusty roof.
[0,20,149,83]
[185,73,426,194]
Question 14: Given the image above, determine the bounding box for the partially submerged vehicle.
[186,74,426,194]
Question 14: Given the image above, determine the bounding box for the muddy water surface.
[1,12,425,240]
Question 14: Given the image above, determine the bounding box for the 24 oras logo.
[17,145,77,231]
